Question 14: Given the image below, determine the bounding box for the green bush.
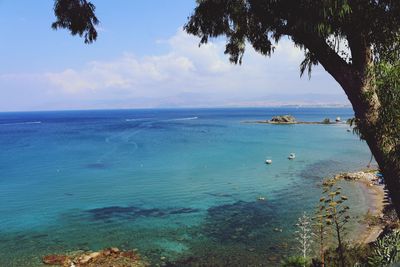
[322,118,331,124]
[324,242,370,267]
[368,230,400,266]
[281,256,310,267]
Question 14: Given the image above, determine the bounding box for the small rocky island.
[244,115,346,125]
[270,115,297,123]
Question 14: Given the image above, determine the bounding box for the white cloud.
[45,52,195,94]
[44,29,309,95]
[0,29,347,110]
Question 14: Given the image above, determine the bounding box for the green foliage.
[322,118,331,124]
[52,0,99,44]
[184,0,400,76]
[313,195,331,266]
[368,230,400,266]
[324,242,371,267]
[374,53,400,163]
[322,180,350,267]
[281,256,310,267]
[300,51,319,78]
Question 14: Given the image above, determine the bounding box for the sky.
[0,0,351,111]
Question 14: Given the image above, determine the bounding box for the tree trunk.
[293,33,400,216]
[310,39,400,217]
[335,221,345,267]
[320,230,325,267]
[343,70,400,216]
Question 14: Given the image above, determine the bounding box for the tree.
[294,212,313,266]
[314,196,330,267]
[52,0,98,44]
[182,0,400,216]
[321,179,350,267]
[51,1,400,215]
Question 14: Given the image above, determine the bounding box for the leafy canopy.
[184,0,400,76]
[52,0,99,44]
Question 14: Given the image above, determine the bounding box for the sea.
[0,108,374,266]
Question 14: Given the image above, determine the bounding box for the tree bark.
[329,60,400,215]
[328,57,400,216]
[301,36,400,216]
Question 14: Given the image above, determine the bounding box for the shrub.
[281,256,310,267]
[322,118,331,124]
[368,230,400,266]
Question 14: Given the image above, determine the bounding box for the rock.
[77,252,101,264]
[121,250,137,259]
[88,252,101,259]
[337,171,378,182]
[110,247,120,253]
[103,249,111,256]
[46,247,149,267]
[79,255,92,264]
[42,255,70,265]
[270,115,296,123]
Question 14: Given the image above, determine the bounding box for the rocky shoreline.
[42,247,149,267]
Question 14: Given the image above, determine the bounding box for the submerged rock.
[202,200,275,244]
[43,247,149,267]
[42,255,70,265]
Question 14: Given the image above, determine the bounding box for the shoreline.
[334,170,386,244]
[355,176,386,244]
[37,169,386,266]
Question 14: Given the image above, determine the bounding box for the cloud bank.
[0,30,348,111]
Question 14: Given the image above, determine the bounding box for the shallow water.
[0,108,373,266]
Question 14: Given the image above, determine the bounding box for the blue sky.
[0,0,349,111]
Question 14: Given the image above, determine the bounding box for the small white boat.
[265,159,272,164]
[257,196,266,201]
[288,153,296,160]
[336,116,341,122]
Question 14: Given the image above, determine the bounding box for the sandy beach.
[338,170,386,244]
[357,177,386,244]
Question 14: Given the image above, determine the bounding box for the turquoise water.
[0,108,372,266]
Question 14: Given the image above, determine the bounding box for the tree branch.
[297,34,359,97]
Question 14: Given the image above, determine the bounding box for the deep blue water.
[0,108,373,266]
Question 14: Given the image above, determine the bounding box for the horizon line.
[0,104,353,113]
